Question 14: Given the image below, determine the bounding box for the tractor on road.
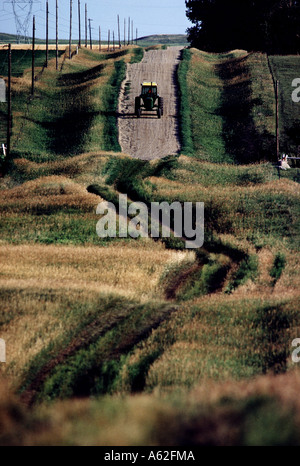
[135,82,164,119]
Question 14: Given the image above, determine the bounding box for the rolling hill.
[0,32,188,47]
[0,42,299,446]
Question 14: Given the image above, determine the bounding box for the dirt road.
[118,46,183,160]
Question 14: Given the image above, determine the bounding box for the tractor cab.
[141,82,157,96]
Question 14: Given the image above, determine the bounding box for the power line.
[4,0,41,43]
[2,3,140,46]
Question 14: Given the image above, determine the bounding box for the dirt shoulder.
[118,46,183,160]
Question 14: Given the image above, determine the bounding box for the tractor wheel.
[135,97,141,117]
[158,97,164,116]
[157,107,162,119]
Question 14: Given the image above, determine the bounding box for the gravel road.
[118,46,183,160]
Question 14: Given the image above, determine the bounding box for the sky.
[0,0,192,41]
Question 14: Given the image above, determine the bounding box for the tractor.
[135,82,164,118]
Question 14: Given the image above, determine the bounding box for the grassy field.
[4,47,131,162]
[137,34,188,47]
[0,49,64,149]
[0,32,188,47]
[0,49,65,78]
[179,49,300,167]
[0,44,299,446]
[179,49,277,164]
[0,32,75,45]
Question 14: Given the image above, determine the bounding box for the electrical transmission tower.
[6,0,40,43]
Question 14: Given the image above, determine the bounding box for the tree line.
[186,0,300,54]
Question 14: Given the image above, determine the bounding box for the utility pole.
[85,3,87,47]
[7,44,11,158]
[56,0,58,70]
[136,28,138,45]
[113,31,115,51]
[128,16,130,45]
[131,20,133,45]
[117,14,121,48]
[99,26,101,51]
[46,0,49,67]
[88,18,93,49]
[124,18,126,47]
[276,80,280,161]
[31,15,35,95]
[78,0,81,47]
[108,29,110,51]
[69,0,73,59]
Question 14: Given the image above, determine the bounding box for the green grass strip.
[102,60,126,152]
[130,47,144,64]
[177,48,194,155]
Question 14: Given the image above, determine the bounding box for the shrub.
[269,253,286,285]
[226,255,258,293]
[177,49,193,155]
[130,47,144,64]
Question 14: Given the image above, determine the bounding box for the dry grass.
[147,175,300,200]
[0,175,100,211]
[10,152,111,184]
[0,242,194,386]
[216,233,300,296]
[190,368,300,407]
[138,293,299,392]
[1,370,300,446]
[0,243,193,298]
[0,44,68,51]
